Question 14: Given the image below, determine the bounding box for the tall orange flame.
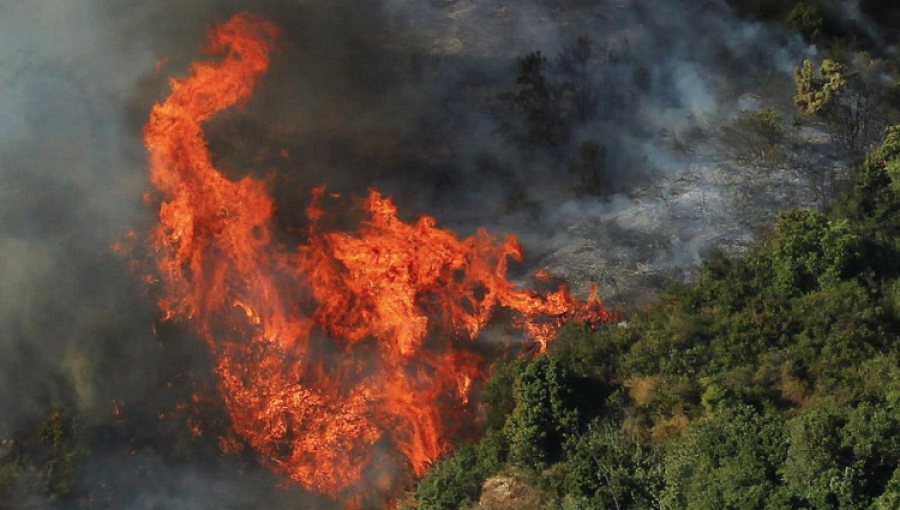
[143,12,614,503]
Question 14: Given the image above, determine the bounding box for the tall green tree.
[505,357,578,469]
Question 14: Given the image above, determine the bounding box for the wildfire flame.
[143,12,614,503]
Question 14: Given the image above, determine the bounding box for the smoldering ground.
[0,0,889,508]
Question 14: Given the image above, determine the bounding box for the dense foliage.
[401,124,900,510]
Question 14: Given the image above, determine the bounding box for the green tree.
[660,405,788,510]
[767,209,860,295]
[795,58,894,166]
[505,356,578,469]
[785,4,825,42]
[795,60,847,116]
[564,421,662,510]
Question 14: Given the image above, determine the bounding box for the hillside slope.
[403,126,900,510]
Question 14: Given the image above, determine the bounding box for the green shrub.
[767,209,860,295]
[505,357,578,469]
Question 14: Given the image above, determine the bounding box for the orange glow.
[143,12,615,504]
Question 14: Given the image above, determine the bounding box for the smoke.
[354,0,818,302]
[0,1,154,428]
[0,0,888,507]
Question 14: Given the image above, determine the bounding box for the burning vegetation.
[143,13,613,504]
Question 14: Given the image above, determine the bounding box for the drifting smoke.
[0,0,893,508]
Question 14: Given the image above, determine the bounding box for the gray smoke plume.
[0,0,890,507]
